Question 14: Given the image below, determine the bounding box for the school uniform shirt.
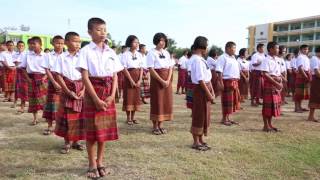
[250,52,266,71]
[237,57,250,71]
[141,54,148,69]
[296,54,310,71]
[310,56,320,75]
[20,51,46,74]
[52,51,82,81]
[76,42,123,77]
[207,56,217,71]
[12,51,26,64]
[290,57,297,70]
[146,48,175,69]
[215,53,241,79]
[260,55,281,77]
[278,57,287,73]
[285,60,292,70]
[186,57,193,72]
[41,51,63,70]
[190,54,212,84]
[120,51,143,69]
[178,56,188,69]
[0,51,16,67]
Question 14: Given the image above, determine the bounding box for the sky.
[0,0,320,50]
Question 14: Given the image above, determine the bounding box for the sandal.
[152,129,162,135]
[191,144,208,151]
[201,143,211,150]
[30,121,38,126]
[43,129,53,135]
[87,168,100,179]
[127,121,133,125]
[262,128,271,132]
[302,108,309,112]
[221,121,232,126]
[97,166,110,177]
[229,120,239,125]
[132,120,139,124]
[60,144,71,154]
[72,143,85,151]
[159,128,167,134]
[16,110,25,115]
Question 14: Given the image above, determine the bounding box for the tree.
[209,45,224,56]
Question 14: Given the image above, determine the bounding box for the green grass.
[0,72,319,180]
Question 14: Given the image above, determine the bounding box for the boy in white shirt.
[307,47,320,122]
[76,18,123,179]
[260,41,283,132]
[216,42,241,126]
[139,44,150,104]
[237,48,250,102]
[207,48,220,98]
[176,50,189,94]
[294,44,311,113]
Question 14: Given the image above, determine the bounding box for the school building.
[247,15,320,54]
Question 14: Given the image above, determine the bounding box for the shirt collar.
[31,51,45,56]
[89,41,110,52]
[65,51,79,57]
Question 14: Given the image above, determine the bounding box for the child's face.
[0,44,7,51]
[7,43,14,51]
[227,45,236,56]
[88,24,107,43]
[316,52,320,58]
[156,38,166,49]
[258,47,264,53]
[66,36,81,52]
[17,43,25,52]
[33,41,42,52]
[140,47,146,54]
[53,39,64,52]
[270,45,279,56]
[131,39,139,50]
[301,47,309,55]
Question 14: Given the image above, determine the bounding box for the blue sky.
[1,0,319,50]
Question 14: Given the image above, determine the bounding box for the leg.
[32,112,38,125]
[262,116,270,132]
[60,137,71,154]
[126,111,133,125]
[131,111,138,124]
[86,141,99,178]
[96,142,109,177]
[307,108,318,122]
[158,121,167,134]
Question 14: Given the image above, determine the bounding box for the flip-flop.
[72,143,85,151]
[87,168,99,179]
[159,128,167,134]
[97,166,110,177]
[229,120,239,125]
[152,129,162,135]
[191,144,209,151]
[221,121,232,126]
[127,121,133,125]
[132,120,139,124]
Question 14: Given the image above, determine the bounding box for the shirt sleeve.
[41,54,50,69]
[76,48,88,72]
[19,53,27,68]
[146,51,156,68]
[120,53,128,68]
[193,59,206,82]
[51,56,62,74]
[260,58,270,72]
[310,57,319,71]
[215,56,225,73]
[112,52,124,73]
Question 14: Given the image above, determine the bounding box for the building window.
[316,33,320,40]
[288,47,299,53]
[278,36,288,43]
[302,33,314,41]
[317,20,320,27]
[290,23,301,30]
[289,35,300,42]
[278,24,288,31]
[303,21,315,29]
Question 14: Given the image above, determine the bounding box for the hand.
[136,80,141,87]
[130,80,136,88]
[77,89,85,98]
[68,91,80,100]
[206,93,214,102]
[94,99,107,111]
[276,82,283,90]
[245,78,249,83]
[53,83,62,92]
[105,95,115,107]
[163,80,170,88]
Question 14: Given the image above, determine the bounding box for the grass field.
[0,72,320,180]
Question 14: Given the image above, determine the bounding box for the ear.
[88,29,92,36]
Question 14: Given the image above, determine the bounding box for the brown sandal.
[97,166,110,177]
[87,168,100,179]
[60,144,71,154]
[152,129,162,135]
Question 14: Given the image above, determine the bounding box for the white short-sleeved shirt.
[76,42,124,77]
[215,53,240,79]
[12,51,25,64]
[52,51,82,81]
[310,56,320,75]
[285,61,291,70]
[20,51,46,74]
[296,54,310,71]
[146,48,175,69]
[178,56,188,69]
[250,52,266,71]
[0,51,16,67]
[237,57,250,71]
[141,54,148,69]
[207,56,217,71]
[120,50,143,69]
[291,57,297,70]
[41,51,63,70]
[278,57,287,73]
[190,54,212,84]
[260,55,281,77]
[186,57,193,72]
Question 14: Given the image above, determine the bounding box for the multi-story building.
[247,15,320,54]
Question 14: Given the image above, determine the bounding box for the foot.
[302,108,309,112]
[191,144,209,151]
[262,127,271,132]
[127,120,133,125]
[97,166,110,177]
[72,143,85,151]
[60,144,71,154]
[152,129,162,135]
[30,121,38,126]
[307,118,319,123]
[16,109,25,115]
[132,120,139,124]
[159,128,167,134]
[229,120,239,125]
[221,121,232,126]
[200,142,211,150]
[87,168,100,179]
[43,128,53,135]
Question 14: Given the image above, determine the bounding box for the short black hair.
[139,44,146,50]
[279,45,286,55]
[293,48,299,56]
[111,45,116,49]
[300,44,309,50]
[208,48,217,58]
[6,40,14,45]
[121,45,127,50]
[65,32,79,41]
[81,41,90,48]
[257,43,264,50]
[88,17,106,30]
[225,41,236,50]
[315,46,320,53]
[187,51,192,58]
[125,35,138,48]
[238,48,247,57]
[193,36,208,50]
[153,32,168,48]
[17,41,25,45]
[32,36,42,45]
[267,41,278,52]
[52,35,64,43]
[285,53,292,60]
[27,38,34,44]
[44,48,50,52]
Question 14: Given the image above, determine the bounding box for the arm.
[105,72,118,106]
[136,68,143,87]
[55,74,79,99]
[123,69,136,87]
[199,80,213,101]
[81,69,107,111]
[263,72,282,90]
[45,69,61,90]
[315,69,320,79]
[298,66,309,80]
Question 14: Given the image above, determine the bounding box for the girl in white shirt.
[146,32,174,135]
[278,45,288,105]
[237,48,250,102]
[207,48,220,98]
[139,44,150,104]
[190,36,213,151]
[121,35,143,125]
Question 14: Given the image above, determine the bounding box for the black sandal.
[191,144,208,151]
[97,166,110,177]
[72,143,85,151]
[132,120,139,124]
[152,129,162,135]
[87,168,99,179]
[159,128,167,134]
[127,121,133,125]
